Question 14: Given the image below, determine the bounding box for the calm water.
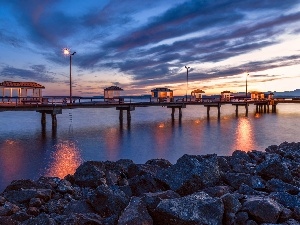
[1,103,300,191]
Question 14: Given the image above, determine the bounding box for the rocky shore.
[1,141,300,225]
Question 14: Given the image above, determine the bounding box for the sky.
[0,0,300,96]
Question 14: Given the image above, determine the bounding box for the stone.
[202,185,233,197]
[269,192,300,209]
[223,172,253,189]
[157,154,220,195]
[152,191,224,225]
[11,210,31,222]
[266,178,300,194]
[242,196,283,223]
[256,156,293,182]
[0,216,19,225]
[128,174,168,196]
[63,200,96,215]
[56,179,74,194]
[88,185,129,217]
[0,202,20,216]
[128,164,161,178]
[62,213,106,225]
[0,197,6,206]
[118,197,153,225]
[26,207,39,216]
[221,193,242,225]
[29,198,43,207]
[235,211,249,225]
[21,213,56,225]
[73,161,106,188]
[145,158,172,168]
[3,180,39,192]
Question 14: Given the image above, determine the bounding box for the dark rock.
[56,180,74,194]
[246,220,258,225]
[22,213,56,225]
[248,150,265,164]
[73,161,106,188]
[152,191,224,225]
[229,150,255,173]
[217,156,231,173]
[4,189,52,204]
[0,216,19,225]
[235,211,249,225]
[128,164,161,178]
[62,213,109,225]
[26,207,39,216]
[279,207,293,223]
[269,192,300,209]
[256,156,293,182]
[129,174,168,196]
[36,177,61,190]
[202,185,234,197]
[29,198,43,207]
[141,190,181,210]
[115,159,135,173]
[0,202,20,216]
[157,154,220,195]
[0,197,5,206]
[282,219,300,225]
[238,184,267,195]
[145,158,172,168]
[293,206,300,221]
[221,193,242,225]
[3,179,39,192]
[266,178,300,194]
[118,197,153,225]
[242,196,283,223]
[11,210,31,222]
[44,199,69,214]
[223,173,265,190]
[266,142,300,161]
[88,185,129,218]
[63,200,96,215]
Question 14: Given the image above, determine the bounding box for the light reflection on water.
[1,103,300,191]
[45,140,83,179]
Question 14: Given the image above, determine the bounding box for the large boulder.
[3,189,52,204]
[221,193,242,225]
[269,192,300,209]
[256,156,293,182]
[223,173,265,190]
[21,213,56,225]
[156,154,220,195]
[242,196,283,223]
[118,197,153,225]
[152,191,224,225]
[266,179,300,194]
[87,185,129,218]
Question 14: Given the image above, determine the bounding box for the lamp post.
[246,73,249,99]
[63,48,76,104]
[185,66,190,101]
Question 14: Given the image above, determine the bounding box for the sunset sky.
[0,0,300,96]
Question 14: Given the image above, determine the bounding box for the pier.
[0,96,299,127]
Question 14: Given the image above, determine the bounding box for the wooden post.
[119,109,123,121]
[217,104,221,119]
[245,104,248,117]
[235,105,238,117]
[207,106,210,118]
[179,107,182,119]
[127,109,131,121]
[41,112,46,125]
[51,114,57,127]
[171,108,175,120]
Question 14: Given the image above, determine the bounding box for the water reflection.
[104,127,123,161]
[45,140,82,178]
[234,118,255,152]
[153,122,172,159]
[0,140,25,186]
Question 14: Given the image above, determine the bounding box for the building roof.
[0,81,45,88]
[221,90,231,93]
[151,87,173,92]
[104,86,124,91]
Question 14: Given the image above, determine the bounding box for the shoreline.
[0,141,300,224]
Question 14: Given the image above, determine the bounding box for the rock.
[141,190,181,211]
[266,179,300,194]
[248,150,265,164]
[221,193,242,225]
[279,207,293,223]
[3,180,39,192]
[128,164,162,178]
[0,197,6,206]
[256,156,293,182]
[36,177,61,190]
[11,210,31,222]
[223,173,265,190]
[26,207,39,216]
[282,219,300,225]
[217,156,231,173]
[63,200,96,215]
[0,216,19,225]
[29,198,43,207]
[235,211,249,225]
[118,197,153,225]
[88,185,129,218]
[293,206,300,221]
[157,154,220,195]
[242,196,283,223]
[73,161,106,188]
[0,202,20,216]
[202,185,234,197]
[22,212,56,225]
[229,150,254,173]
[269,192,300,209]
[128,174,168,196]
[152,191,224,225]
[43,199,69,214]
[238,184,267,195]
[62,213,107,225]
[145,159,172,168]
[56,180,74,194]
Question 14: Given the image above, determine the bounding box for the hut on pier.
[251,91,265,100]
[104,86,124,102]
[151,87,174,102]
[221,91,232,101]
[191,89,205,101]
[0,81,45,103]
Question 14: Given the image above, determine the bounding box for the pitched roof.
[151,87,173,92]
[104,86,123,91]
[191,89,205,93]
[0,81,45,88]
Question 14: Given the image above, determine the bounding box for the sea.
[1,99,300,192]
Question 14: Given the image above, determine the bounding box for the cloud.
[0,64,56,82]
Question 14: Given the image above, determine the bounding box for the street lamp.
[185,66,190,101]
[246,73,249,98]
[63,48,76,104]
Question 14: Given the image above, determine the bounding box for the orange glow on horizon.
[45,141,82,178]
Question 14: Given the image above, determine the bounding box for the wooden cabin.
[0,81,45,103]
[104,86,124,102]
[221,91,232,101]
[251,91,265,100]
[151,87,174,102]
[191,89,205,101]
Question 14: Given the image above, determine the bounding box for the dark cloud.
[0,64,56,82]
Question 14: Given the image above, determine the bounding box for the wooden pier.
[1,96,299,127]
